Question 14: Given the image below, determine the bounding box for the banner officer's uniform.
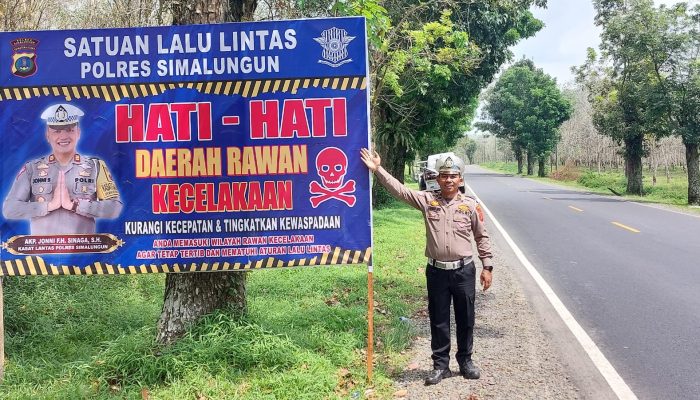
[3,104,123,234]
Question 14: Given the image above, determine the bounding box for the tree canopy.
[480,59,571,176]
[365,0,547,194]
[575,0,700,201]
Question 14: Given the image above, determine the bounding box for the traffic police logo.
[314,27,355,67]
[10,38,38,78]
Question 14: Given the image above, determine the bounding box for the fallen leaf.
[393,389,408,397]
[140,388,150,400]
[364,389,375,398]
[466,395,479,400]
[406,362,419,370]
[339,368,351,378]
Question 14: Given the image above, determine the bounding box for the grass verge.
[1,197,428,399]
[481,162,695,208]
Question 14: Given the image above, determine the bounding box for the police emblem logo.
[39,170,48,177]
[444,157,454,168]
[476,204,485,222]
[10,38,38,78]
[314,27,355,67]
[458,204,470,213]
[55,106,69,123]
[38,186,44,193]
[430,200,439,207]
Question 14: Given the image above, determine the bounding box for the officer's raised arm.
[360,147,425,210]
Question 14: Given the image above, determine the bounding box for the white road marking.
[569,205,584,212]
[466,183,639,400]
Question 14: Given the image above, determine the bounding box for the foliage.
[549,164,582,182]
[575,0,700,201]
[480,59,572,176]
[370,0,548,183]
[454,135,478,164]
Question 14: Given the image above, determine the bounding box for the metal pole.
[0,276,4,382]
[366,266,374,383]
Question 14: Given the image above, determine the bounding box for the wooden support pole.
[366,267,374,383]
[0,276,4,382]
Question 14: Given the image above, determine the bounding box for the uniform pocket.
[31,180,54,199]
[73,179,96,199]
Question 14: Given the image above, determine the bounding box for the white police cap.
[436,155,464,174]
[40,104,84,126]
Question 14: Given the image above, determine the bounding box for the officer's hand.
[47,172,64,212]
[58,172,74,211]
[360,148,381,171]
[480,269,492,291]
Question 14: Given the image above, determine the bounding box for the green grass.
[481,162,694,207]
[1,198,428,399]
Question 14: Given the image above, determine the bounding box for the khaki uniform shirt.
[3,153,123,235]
[374,167,493,267]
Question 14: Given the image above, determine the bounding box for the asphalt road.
[464,166,700,400]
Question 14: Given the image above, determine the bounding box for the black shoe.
[459,360,481,379]
[424,368,452,385]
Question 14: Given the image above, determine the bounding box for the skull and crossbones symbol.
[309,147,356,207]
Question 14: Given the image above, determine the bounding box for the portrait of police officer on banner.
[3,103,123,235]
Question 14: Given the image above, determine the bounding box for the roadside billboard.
[0,17,372,275]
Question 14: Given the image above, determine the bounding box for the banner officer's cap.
[41,104,84,127]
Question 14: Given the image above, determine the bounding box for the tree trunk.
[513,144,523,174]
[685,142,700,206]
[526,149,534,175]
[538,157,546,177]
[172,0,256,25]
[157,0,255,345]
[157,272,247,345]
[378,132,408,183]
[624,135,644,196]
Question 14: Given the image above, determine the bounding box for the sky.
[511,0,699,86]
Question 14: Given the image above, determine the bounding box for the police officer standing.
[3,103,123,235]
[360,148,493,385]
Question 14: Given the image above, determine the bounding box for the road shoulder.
[392,218,617,399]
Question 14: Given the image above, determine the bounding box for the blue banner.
[0,17,372,275]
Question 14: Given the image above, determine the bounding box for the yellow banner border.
[0,76,368,102]
[0,246,372,276]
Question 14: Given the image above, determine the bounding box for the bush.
[549,165,581,181]
[577,171,625,191]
